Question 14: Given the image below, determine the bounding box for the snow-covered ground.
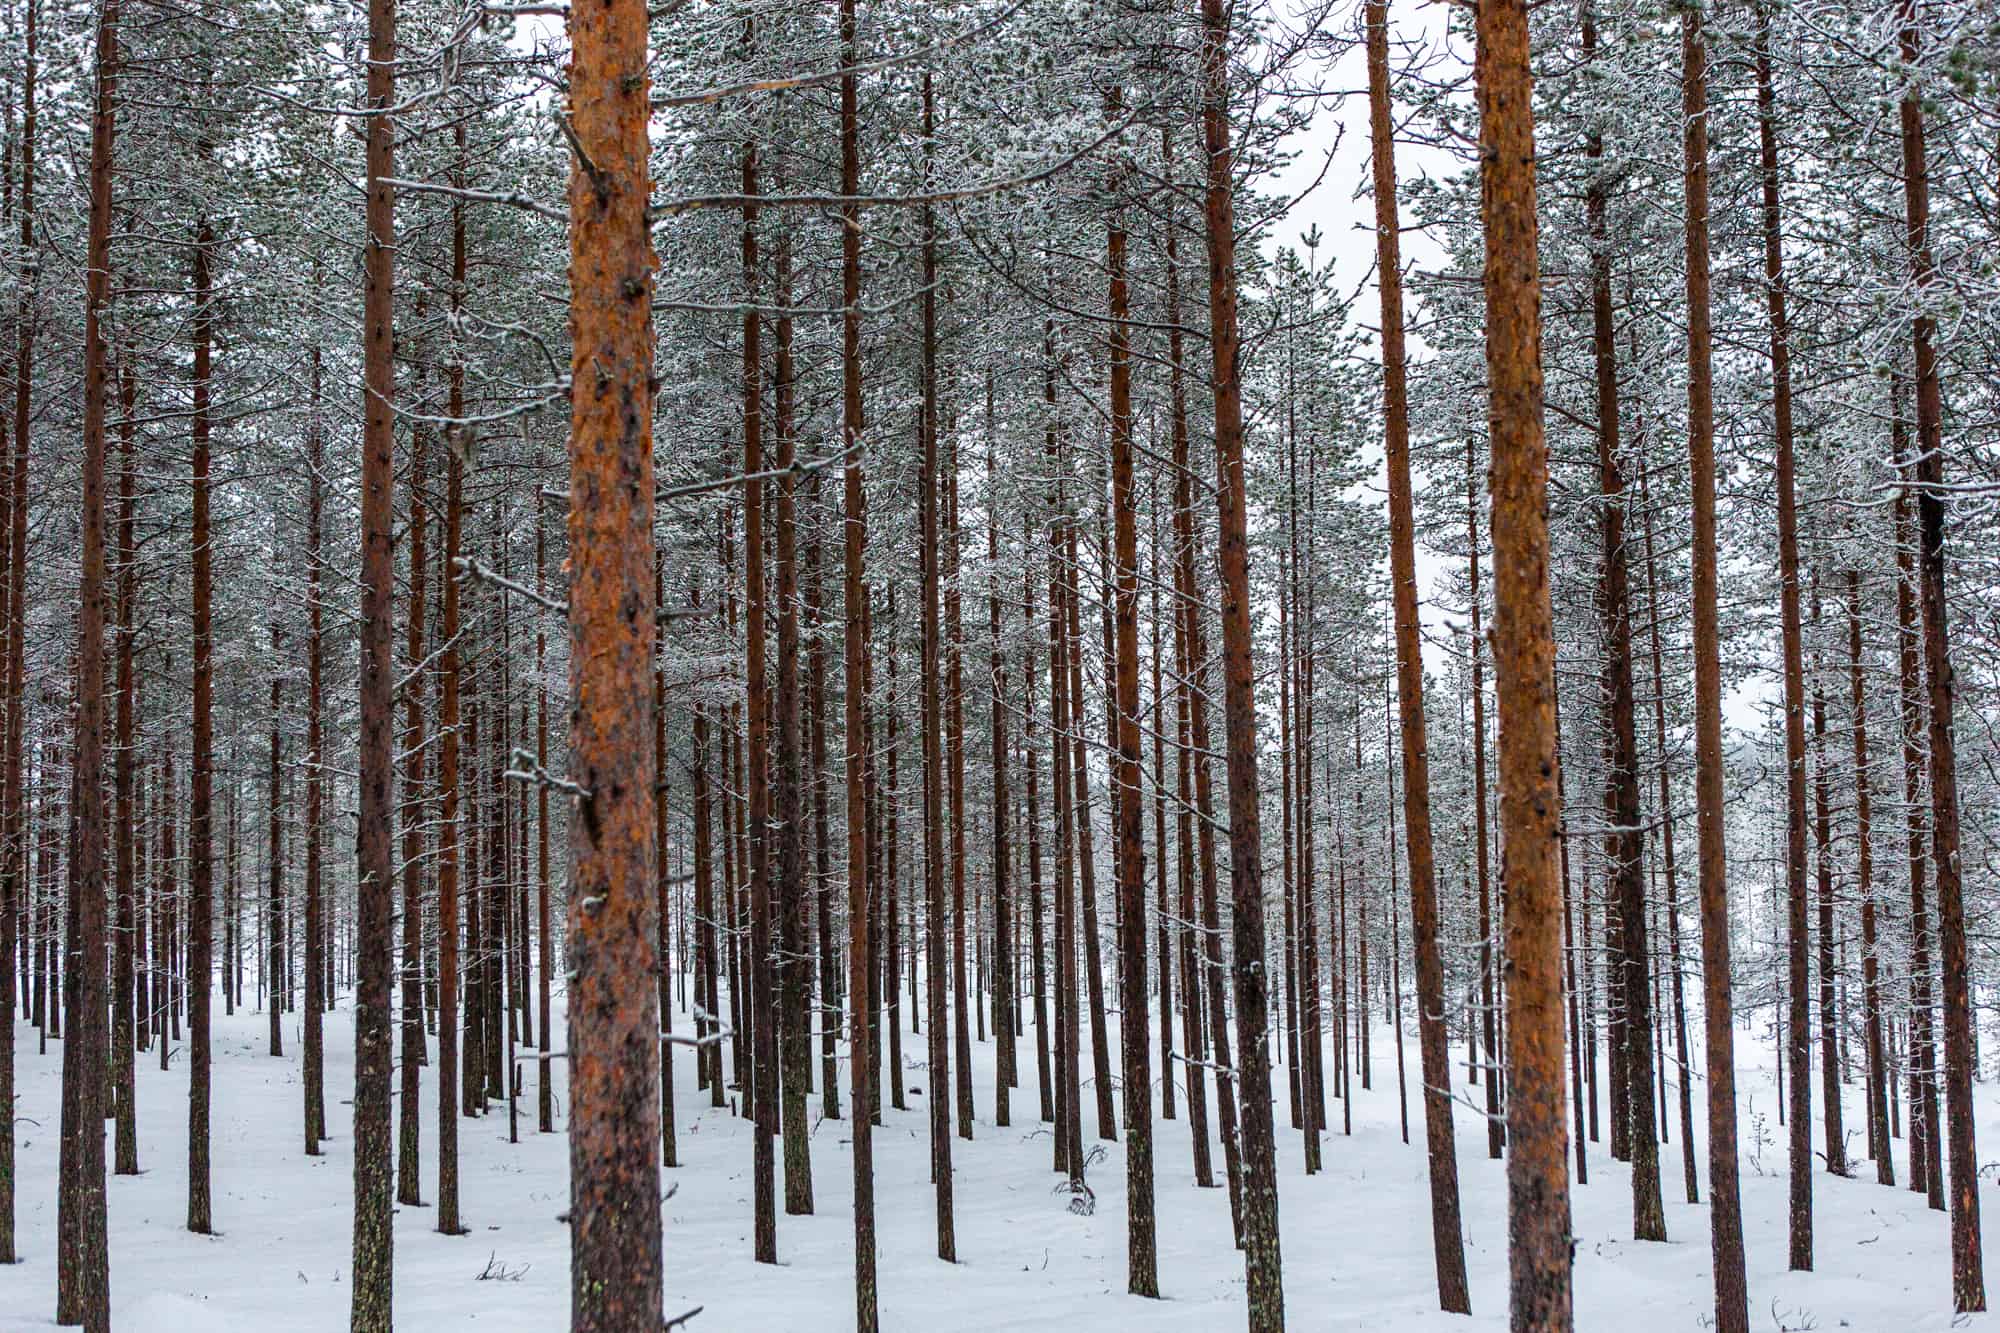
[0,995,1984,1331]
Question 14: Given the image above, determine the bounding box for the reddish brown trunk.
[1682,6,1749,1326]
[1162,139,1216,1191]
[808,475,840,1119]
[1583,0,1659,1236]
[1046,365,1083,1185]
[1637,443,1700,1205]
[1106,144,1156,1294]
[916,72,957,1258]
[1749,5,1817,1268]
[349,0,397,1300]
[1846,569,1892,1184]
[1899,6,1982,1305]
[773,236,810,1211]
[564,0,664,1312]
[1809,601,1845,1179]
[1473,3,1574,1323]
[304,339,327,1158]
[1366,0,1468,1311]
[739,128,778,1266]
[1198,0,1281,1313]
[56,0,116,1319]
[399,333,431,1204]
[1892,400,1943,1210]
[838,0,878,1314]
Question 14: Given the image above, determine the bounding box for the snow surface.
[0,996,1987,1331]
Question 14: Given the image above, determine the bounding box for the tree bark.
[1199,0,1282,1316]
[564,0,665,1311]
[1583,0,1660,1236]
[1474,1,1575,1324]
[1366,0,1468,1312]
[1899,5,1982,1305]
[112,348,138,1177]
[1749,4,1818,1267]
[917,70,957,1260]
[1106,137,1156,1295]
[1846,569,1892,1185]
[773,231,810,1212]
[304,339,327,1159]
[435,216,468,1230]
[400,374,431,1195]
[56,0,117,1318]
[739,126,778,1266]
[0,0,34,1257]
[1681,6,1749,1326]
[1892,397,1943,1210]
[348,0,397,1304]
[838,0,878,1314]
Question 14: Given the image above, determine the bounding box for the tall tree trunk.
[773,230,810,1211]
[184,213,220,1238]
[1681,5,1749,1326]
[948,433,973,1146]
[349,0,397,1305]
[1583,0,1660,1236]
[1751,4,1818,1267]
[0,0,34,1258]
[917,70,957,1259]
[1387,687,1410,1147]
[435,188,468,1229]
[1474,2,1575,1324]
[1899,5,1982,1306]
[1809,608,1845,1180]
[691,626,723,1110]
[536,480,554,1134]
[808,476,841,1121]
[1065,509,1116,1147]
[1047,384,1083,1185]
[739,127,779,1266]
[1198,0,1282,1315]
[1846,569,1892,1185]
[1106,134,1157,1295]
[112,350,138,1177]
[267,628,286,1060]
[1366,0,1468,1311]
[564,0,664,1314]
[1023,559,1055,1129]
[56,0,117,1319]
[399,359,431,1198]
[1162,136,1216,1194]
[838,0,878,1316]
[653,561,677,1168]
[989,419,1015,1130]
[1148,495,1171,1126]
[1637,452,1699,1204]
[1466,453,1501,1164]
[304,343,327,1158]
[1892,399,1944,1211]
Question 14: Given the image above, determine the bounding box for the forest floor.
[0,996,1987,1331]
